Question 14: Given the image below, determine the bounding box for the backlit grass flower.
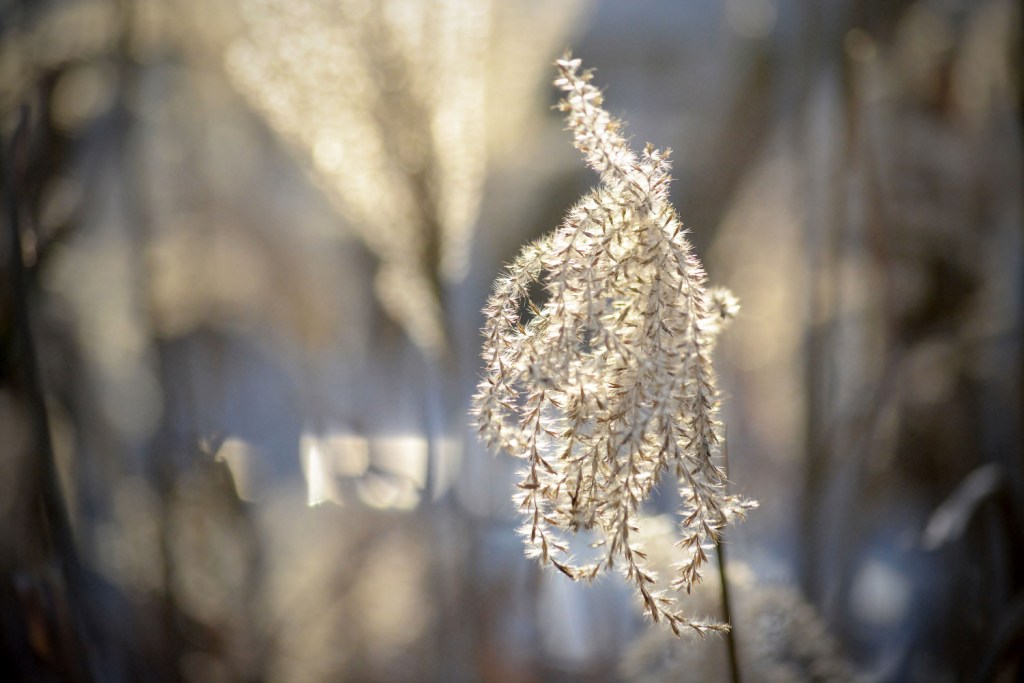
[472,54,756,636]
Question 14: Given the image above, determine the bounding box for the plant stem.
[4,105,96,682]
[716,534,742,683]
[718,433,742,683]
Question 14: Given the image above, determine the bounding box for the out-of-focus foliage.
[0,0,1020,682]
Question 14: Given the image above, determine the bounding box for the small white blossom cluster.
[472,55,756,636]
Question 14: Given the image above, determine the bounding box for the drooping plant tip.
[471,53,756,636]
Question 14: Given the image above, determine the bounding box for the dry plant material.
[226,0,491,355]
[472,54,756,636]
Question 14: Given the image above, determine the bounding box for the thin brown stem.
[716,535,741,683]
[718,434,742,683]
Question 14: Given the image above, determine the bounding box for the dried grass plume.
[472,54,756,635]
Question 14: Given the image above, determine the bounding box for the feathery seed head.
[471,53,754,635]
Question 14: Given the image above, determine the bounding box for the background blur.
[1,1,1021,681]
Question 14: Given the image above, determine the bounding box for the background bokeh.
[1,1,1020,681]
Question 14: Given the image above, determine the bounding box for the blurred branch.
[973,590,1024,683]
[2,103,94,682]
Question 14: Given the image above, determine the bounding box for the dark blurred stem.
[5,106,94,681]
[6,108,74,577]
